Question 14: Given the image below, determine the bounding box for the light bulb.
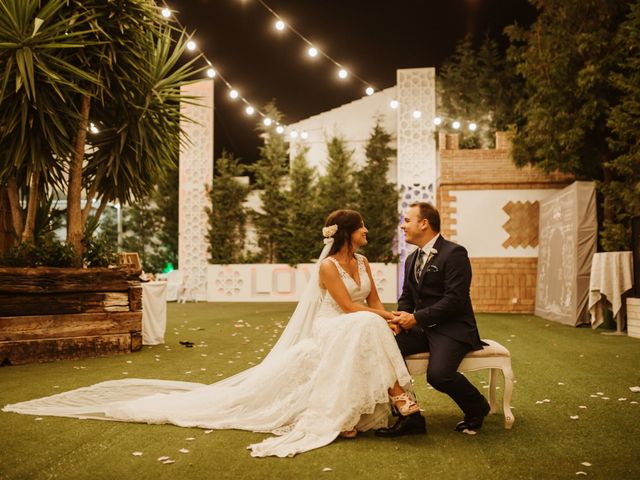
[245,106,255,115]
[365,87,374,96]
[301,131,309,139]
[338,69,348,79]
[275,20,285,31]
[412,110,422,119]
[263,117,272,126]
[434,116,443,126]
[308,46,318,57]
[229,89,239,99]
[469,122,477,131]
[186,40,196,51]
[276,125,284,134]
[452,121,461,130]
[290,130,299,139]
[207,68,216,78]
[390,100,399,109]
[161,8,171,18]
[89,123,99,134]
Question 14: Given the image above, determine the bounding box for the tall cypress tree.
[317,136,357,218]
[251,103,290,263]
[604,1,640,250]
[206,151,249,264]
[282,146,322,264]
[355,121,399,263]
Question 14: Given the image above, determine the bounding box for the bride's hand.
[388,323,401,335]
[380,310,394,321]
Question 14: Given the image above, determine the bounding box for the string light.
[89,122,99,134]
[159,1,475,139]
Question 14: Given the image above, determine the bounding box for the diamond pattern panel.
[502,200,540,248]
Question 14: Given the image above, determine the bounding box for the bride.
[3,209,424,457]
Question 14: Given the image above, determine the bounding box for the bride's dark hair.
[324,209,364,257]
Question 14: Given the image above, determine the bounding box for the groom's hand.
[390,311,417,330]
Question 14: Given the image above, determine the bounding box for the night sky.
[168,0,537,165]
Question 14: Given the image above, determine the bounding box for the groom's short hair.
[410,202,441,232]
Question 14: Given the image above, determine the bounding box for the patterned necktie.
[415,249,425,281]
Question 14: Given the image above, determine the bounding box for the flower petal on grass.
[576,472,587,476]
[204,430,213,434]
[186,437,195,441]
[322,467,333,472]
[179,448,189,454]
[618,398,627,401]
[132,452,143,456]
[162,459,175,465]
[157,456,170,461]
[35,418,43,421]
[570,415,579,420]
[581,462,592,467]
[629,386,640,393]
[579,405,587,409]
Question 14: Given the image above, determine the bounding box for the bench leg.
[502,364,515,429]
[488,368,498,414]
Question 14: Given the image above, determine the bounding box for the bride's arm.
[319,260,392,320]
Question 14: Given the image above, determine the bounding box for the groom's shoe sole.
[375,413,426,438]
[455,400,491,435]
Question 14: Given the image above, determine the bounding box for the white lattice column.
[396,68,437,290]
[179,80,214,301]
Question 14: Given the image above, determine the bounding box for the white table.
[588,251,634,333]
[141,281,167,345]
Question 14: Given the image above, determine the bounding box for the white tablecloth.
[588,251,634,329]
[142,281,167,345]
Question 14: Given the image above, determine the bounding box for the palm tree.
[0,0,203,263]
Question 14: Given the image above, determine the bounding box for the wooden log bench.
[404,339,515,429]
[0,266,142,365]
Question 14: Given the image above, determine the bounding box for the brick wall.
[470,258,538,313]
[437,132,573,314]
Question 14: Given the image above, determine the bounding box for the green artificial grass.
[1,303,639,480]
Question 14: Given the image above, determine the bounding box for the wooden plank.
[0,312,142,341]
[0,266,141,294]
[0,333,137,365]
[129,286,142,311]
[0,292,129,316]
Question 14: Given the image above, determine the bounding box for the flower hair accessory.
[322,224,338,238]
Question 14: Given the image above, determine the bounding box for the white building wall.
[287,87,398,181]
[451,189,560,258]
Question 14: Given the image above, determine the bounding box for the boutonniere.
[426,247,438,264]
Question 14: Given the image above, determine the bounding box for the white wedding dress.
[3,243,412,457]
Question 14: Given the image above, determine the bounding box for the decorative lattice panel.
[179,80,214,301]
[396,68,437,291]
[502,200,540,249]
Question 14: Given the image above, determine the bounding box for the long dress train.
[3,248,411,457]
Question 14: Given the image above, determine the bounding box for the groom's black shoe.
[455,400,491,435]
[375,413,426,437]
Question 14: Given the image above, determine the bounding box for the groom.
[378,202,490,437]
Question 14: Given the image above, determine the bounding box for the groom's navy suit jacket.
[398,235,483,350]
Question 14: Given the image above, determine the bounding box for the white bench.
[404,339,515,429]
